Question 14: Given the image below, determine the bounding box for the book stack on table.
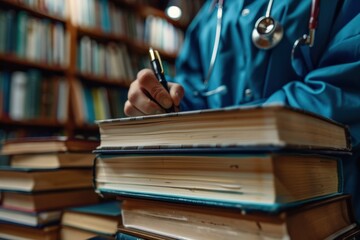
[0,136,100,239]
[93,105,359,239]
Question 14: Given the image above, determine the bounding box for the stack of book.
[0,136,100,239]
[93,105,359,239]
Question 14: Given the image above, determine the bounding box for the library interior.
[0,0,359,239]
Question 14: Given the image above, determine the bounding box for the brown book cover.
[0,222,59,240]
[1,136,99,155]
[0,167,93,192]
[1,189,100,212]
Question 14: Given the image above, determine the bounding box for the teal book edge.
[97,188,343,214]
[116,232,144,240]
[65,201,121,217]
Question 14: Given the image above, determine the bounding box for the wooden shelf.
[76,27,128,43]
[0,117,65,128]
[74,124,99,132]
[76,72,132,87]
[0,54,68,73]
[0,0,67,23]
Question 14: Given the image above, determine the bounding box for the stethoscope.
[196,0,321,97]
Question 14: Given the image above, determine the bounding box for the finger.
[128,80,166,115]
[173,105,181,112]
[168,82,184,107]
[124,100,144,116]
[137,69,173,109]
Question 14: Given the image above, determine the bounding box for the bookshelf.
[0,0,204,141]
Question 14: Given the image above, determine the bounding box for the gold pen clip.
[149,48,164,74]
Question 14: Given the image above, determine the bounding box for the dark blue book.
[61,201,121,236]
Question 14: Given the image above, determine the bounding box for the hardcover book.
[95,105,351,151]
[1,136,99,155]
[0,167,93,192]
[0,207,61,227]
[94,153,342,212]
[1,189,99,212]
[0,222,59,240]
[120,195,358,240]
[10,152,96,169]
[61,201,121,236]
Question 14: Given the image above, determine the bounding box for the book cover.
[0,221,59,240]
[61,201,121,236]
[0,166,93,192]
[10,152,96,169]
[9,71,28,120]
[0,207,61,227]
[66,201,121,217]
[2,188,99,212]
[1,136,99,155]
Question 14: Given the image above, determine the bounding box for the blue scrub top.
[173,0,360,221]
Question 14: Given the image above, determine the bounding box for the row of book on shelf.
[0,70,69,122]
[10,0,67,18]
[77,37,135,81]
[72,79,128,125]
[0,8,68,66]
[0,69,131,124]
[0,6,177,75]
[69,0,185,53]
[0,105,359,239]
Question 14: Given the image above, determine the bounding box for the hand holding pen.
[123,48,184,116]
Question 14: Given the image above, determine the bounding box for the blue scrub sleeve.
[264,14,360,147]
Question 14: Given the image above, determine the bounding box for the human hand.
[124,69,184,116]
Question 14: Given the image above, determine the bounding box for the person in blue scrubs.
[125,0,360,221]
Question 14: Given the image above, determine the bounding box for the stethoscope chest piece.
[252,16,283,50]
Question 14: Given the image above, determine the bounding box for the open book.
[95,105,351,152]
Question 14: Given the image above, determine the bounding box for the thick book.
[0,207,61,227]
[1,189,99,212]
[61,201,121,236]
[94,153,342,212]
[0,222,59,240]
[10,152,96,169]
[95,105,351,151]
[0,167,93,192]
[120,195,358,240]
[1,136,99,155]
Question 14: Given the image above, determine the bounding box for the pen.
[149,47,175,112]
